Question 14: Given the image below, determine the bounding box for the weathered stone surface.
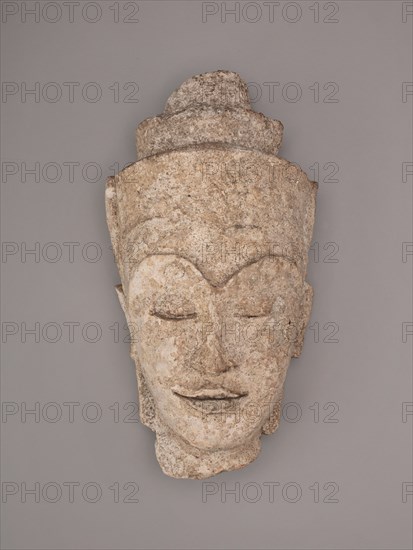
[106,70,317,479]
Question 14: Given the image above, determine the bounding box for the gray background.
[1,1,412,549]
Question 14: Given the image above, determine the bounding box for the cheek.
[136,334,178,411]
[246,352,287,388]
[141,336,176,376]
[235,325,293,397]
[134,316,196,379]
[232,319,293,361]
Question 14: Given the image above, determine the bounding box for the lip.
[172,387,248,414]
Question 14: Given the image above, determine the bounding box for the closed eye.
[236,312,271,319]
[151,294,197,321]
[151,311,197,321]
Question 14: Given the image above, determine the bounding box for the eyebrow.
[134,253,299,288]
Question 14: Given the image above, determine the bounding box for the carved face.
[106,71,317,477]
[124,253,310,451]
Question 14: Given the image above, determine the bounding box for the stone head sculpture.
[106,71,317,479]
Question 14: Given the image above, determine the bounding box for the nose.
[189,338,236,375]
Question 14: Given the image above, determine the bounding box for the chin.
[176,416,264,451]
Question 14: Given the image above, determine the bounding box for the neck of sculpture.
[155,427,261,479]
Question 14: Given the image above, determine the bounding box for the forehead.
[114,149,313,285]
[129,253,300,290]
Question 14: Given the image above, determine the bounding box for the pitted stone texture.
[107,148,316,286]
[165,70,251,113]
[136,71,283,160]
[106,70,317,479]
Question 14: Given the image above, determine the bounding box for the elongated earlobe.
[115,284,127,318]
[292,282,313,358]
[114,283,156,431]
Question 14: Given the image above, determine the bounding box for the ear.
[292,281,313,358]
[262,393,283,435]
[115,284,128,319]
[115,283,156,431]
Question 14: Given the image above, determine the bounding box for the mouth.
[172,387,248,414]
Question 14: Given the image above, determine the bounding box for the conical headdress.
[106,71,317,289]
